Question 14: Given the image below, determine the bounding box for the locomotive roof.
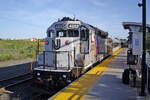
[87,24,108,38]
[47,17,108,38]
[59,17,79,21]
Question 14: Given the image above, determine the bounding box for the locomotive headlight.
[63,74,67,78]
[37,72,40,76]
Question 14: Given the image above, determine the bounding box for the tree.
[146,35,150,51]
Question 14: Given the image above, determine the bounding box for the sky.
[0,0,150,39]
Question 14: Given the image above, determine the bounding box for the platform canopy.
[122,22,150,55]
[122,22,150,31]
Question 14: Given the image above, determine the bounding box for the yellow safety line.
[53,48,123,100]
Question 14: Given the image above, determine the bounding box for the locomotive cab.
[37,21,90,70]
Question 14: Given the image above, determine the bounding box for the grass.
[0,40,44,62]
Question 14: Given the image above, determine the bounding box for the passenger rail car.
[112,38,121,53]
[33,17,120,86]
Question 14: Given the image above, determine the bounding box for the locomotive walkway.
[49,48,136,100]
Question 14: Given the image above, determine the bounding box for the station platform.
[49,48,136,100]
[0,62,36,81]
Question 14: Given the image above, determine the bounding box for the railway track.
[0,73,33,92]
[31,93,52,100]
[0,73,54,100]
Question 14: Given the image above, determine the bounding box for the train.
[33,17,121,87]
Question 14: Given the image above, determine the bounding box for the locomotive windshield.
[68,30,79,37]
[56,30,79,37]
[56,30,67,37]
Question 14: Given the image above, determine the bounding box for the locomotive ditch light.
[45,41,49,45]
[37,72,40,76]
[37,77,41,80]
[65,41,70,45]
[63,74,67,78]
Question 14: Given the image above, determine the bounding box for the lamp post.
[138,0,147,96]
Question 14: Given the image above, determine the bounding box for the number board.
[55,24,64,29]
[68,24,79,29]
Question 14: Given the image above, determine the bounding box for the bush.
[0,54,15,61]
[0,40,44,61]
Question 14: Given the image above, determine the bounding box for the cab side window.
[47,30,55,37]
[80,30,89,41]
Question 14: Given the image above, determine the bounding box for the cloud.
[89,0,105,6]
[30,0,54,7]
[0,8,72,27]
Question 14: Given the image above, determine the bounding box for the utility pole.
[139,0,147,96]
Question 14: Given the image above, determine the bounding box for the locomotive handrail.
[43,50,73,53]
[79,45,86,74]
[69,52,79,78]
[52,39,61,50]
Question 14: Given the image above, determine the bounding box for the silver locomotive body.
[33,17,110,86]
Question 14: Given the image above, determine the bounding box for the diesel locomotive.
[33,17,121,87]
